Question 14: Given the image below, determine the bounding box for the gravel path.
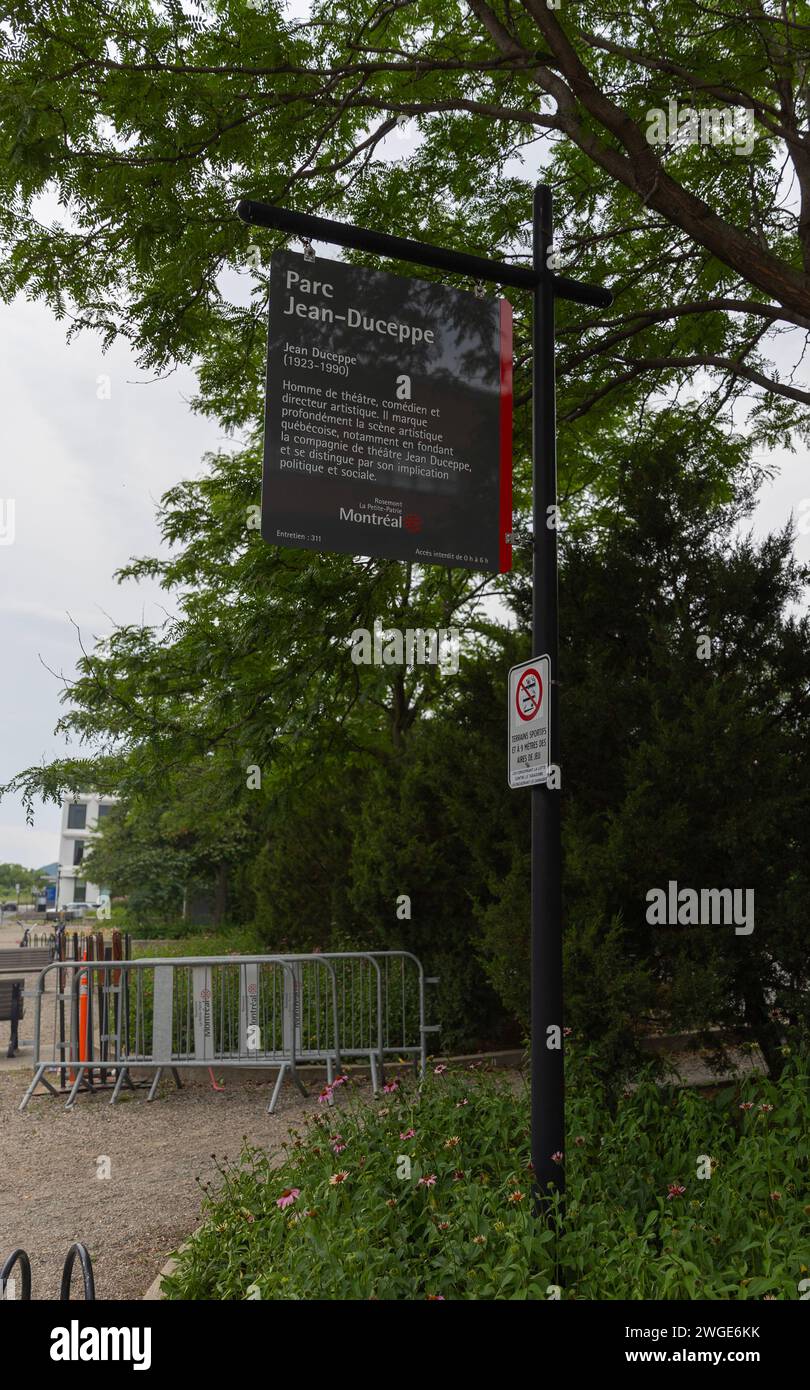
[0,1068,331,1301]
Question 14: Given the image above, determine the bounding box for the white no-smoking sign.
[508,655,551,788]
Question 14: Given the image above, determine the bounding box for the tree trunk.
[213,863,227,927]
[742,985,785,1081]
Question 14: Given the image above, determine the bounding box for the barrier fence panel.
[19,954,343,1113]
[372,950,439,1074]
[18,951,438,1115]
[310,953,384,1090]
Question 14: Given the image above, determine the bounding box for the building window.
[73,883,87,904]
[97,803,113,819]
[67,803,87,830]
[73,841,85,866]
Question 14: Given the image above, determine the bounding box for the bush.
[163,1043,809,1300]
[132,926,265,953]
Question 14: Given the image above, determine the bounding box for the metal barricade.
[372,950,439,1075]
[308,952,384,1090]
[18,950,438,1114]
[19,954,340,1114]
[310,951,438,1082]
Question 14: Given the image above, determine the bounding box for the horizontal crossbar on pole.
[236,199,612,308]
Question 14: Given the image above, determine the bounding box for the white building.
[56,793,117,909]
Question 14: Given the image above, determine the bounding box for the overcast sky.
[0,296,225,867]
[1,170,808,870]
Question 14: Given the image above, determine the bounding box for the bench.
[0,949,55,1058]
[0,947,54,975]
[0,980,24,1057]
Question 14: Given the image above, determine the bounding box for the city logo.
[339,507,402,528]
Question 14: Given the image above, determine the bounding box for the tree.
[1,0,808,448]
[481,408,810,1076]
[2,4,808,1066]
[82,757,267,924]
[0,863,42,899]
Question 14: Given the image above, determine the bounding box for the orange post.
[78,949,89,1065]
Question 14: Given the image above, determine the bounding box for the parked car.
[1,901,18,912]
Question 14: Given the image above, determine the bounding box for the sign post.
[238,188,611,1213]
[532,186,565,1205]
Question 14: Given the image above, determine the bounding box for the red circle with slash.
[516,667,543,722]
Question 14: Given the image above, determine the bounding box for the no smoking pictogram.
[516,667,543,721]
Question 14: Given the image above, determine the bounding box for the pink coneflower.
[426,1294,445,1300]
[770,1191,782,1201]
[452,1169,465,1182]
[329,1171,349,1186]
[667,1183,686,1200]
[456,1098,468,1108]
[382,1079,399,1095]
[332,1074,349,1088]
[332,1142,347,1155]
[739,1101,754,1111]
[329,1134,343,1145]
[276,1188,300,1210]
[437,1221,450,1231]
[508,1190,525,1203]
[759,1103,774,1112]
[400,1128,416,1140]
[551,1151,564,1164]
[418,1174,437,1187]
[317,1085,334,1104]
[563,1027,572,1037]
[574,1135,585,1147]
[434,1063,447,1075]
[443,1136,460,1149]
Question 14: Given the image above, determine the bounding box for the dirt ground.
[0,1066,332,1301]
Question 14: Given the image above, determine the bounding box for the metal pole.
[531,184,564,1207]
[237,199,612,308]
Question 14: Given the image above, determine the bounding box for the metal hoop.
[60,1243,96,1301]
[0,1249,31,1301]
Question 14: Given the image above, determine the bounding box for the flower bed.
[163,1046,809,1300]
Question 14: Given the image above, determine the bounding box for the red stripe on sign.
[498,299,513,573]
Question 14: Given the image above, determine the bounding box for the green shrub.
[163,1042,809,1300]
[133,928,265,957]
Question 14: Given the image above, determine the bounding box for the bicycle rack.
[0,1243,95,1300]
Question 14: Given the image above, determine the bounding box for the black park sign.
[261,250,513,573]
